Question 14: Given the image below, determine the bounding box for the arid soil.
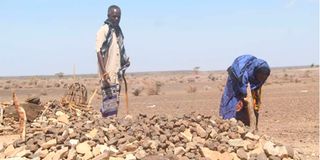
[0,66,318,159]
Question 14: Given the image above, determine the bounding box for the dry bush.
[55,72,64,78]
[4,85,10,90]
[187,78,195,83]
[63,84,69,88]
[28,80,37,86]
[36,80,46,88]
[5,80,11,84]
[218,84,225,92]
[208,74,216,81]
[12,83,22,89]
[20,81,27,85]
[54,82,61,88]
[145,80,162,96]
[187,85,197,93]
[132,86,144,96]
[303,71,310,78]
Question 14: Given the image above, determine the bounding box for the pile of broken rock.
[0,102,302,160]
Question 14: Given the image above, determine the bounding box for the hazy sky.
[0,0,318,76]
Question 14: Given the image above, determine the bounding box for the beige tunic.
[96,24,121,84]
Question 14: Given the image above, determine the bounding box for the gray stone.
[256,152,268,160]
[269,155,281,160]
[180,129,192,142]
[237,148,248,160]
[135,149,147,159]
[67,148,77,160]
[4,144,15,157]
[41,139,57,149]
[263,141,277,156]
[52,147,68,160]
[245,132,260,140]
[43,151,56,160]
[159,135,167,143]
[15,149,32,157]
[174,147,186,155]
[126,153,137,160]
[195,124,207,138]
[228,138,250,147]
[76,141,91,154]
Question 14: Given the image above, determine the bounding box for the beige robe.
[96,24,121,84]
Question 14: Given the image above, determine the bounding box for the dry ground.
[0,66,319,159]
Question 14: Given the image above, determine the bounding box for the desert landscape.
[0,66,318,160]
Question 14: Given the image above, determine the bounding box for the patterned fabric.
[100,83,120,117]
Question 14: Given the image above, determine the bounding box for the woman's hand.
[236,100,244,111]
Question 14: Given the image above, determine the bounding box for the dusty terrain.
[0,66,319,159]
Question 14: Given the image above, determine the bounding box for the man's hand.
[124,57,130,68]
[102,72,110,82]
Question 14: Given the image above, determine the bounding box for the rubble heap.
[0,102,302,160]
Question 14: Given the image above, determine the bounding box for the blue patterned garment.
[100,83,120,117]
[219,55,270,119]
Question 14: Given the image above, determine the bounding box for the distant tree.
[193,66,200,75]
[55,72,64,78]
[310,63,315,68]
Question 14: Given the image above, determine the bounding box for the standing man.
[219,55,270,126]
[96,5,130,117]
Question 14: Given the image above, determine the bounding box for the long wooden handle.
[122,71,129,115]
[245,84,257,131]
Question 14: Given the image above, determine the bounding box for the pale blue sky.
[0,0,318,76]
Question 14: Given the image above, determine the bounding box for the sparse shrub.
[54,83,61,88]
[310,63,315,68]
[29,78,38,86]
[193,66,200,75]
[13,83,22,89]
[187,85,197,93]
[36,81,46,88]
[218,84,225,92]
[132,86,144,96]
[4,85,10,90]
[55,72,64,78]
[155,81,163,88]
[187,78,195,83]
[146,81,161,95]
[6,80,11,84]
[21,81,27,85]
[63,84,69,88]
[208,74,216,81]
[303,71,310,78]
